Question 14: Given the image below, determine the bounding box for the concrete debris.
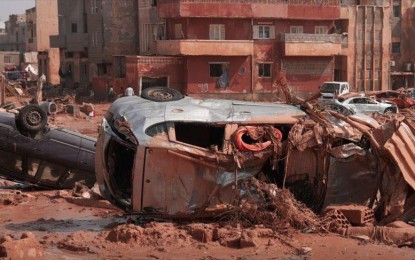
[325,205,374,226]
[0,233,44,260]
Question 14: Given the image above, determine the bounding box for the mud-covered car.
[371,90,415,110]
[96,88,383,215]
[0,104,96,189]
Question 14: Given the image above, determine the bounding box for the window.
[65,52,74,58]
[174,24,183,39]
[4,56,11,63]
[0,150,23,174]
[92,31,98,47]
[174,123,225,150]
[253,25,275,39]
[315,26,328,34]
[290,26,303,34]
[209,24,225,40]
[209,63,227,77]
[71,23,78,33]
[91,0,99,14]
[393,3,400,17]
[258,63,271,78]
[82,63,88,76]
[392,42,400,54]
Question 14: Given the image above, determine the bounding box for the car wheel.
[409,105,415,111]
[17,104,48,132]
[384,108,394,114]
[141,87,183,102]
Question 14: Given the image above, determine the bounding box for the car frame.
[0,105,96,189]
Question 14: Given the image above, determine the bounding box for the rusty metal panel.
[323,152,378,208]
[131,147,146,212]
[384,123,415,190]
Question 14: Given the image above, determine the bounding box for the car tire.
[384,108,394,114]
[141,87,183,102]
[17,104,48,132]
[409,105,415,111]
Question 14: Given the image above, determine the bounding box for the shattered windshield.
[320,83,340,93]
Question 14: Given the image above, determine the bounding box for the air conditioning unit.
[390,61,396,66]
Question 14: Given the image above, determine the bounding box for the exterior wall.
[126,56,185,95]
[138,0,163,54]
[158,0,340,20]
[26,8,37,51]
[31,0,60,84]
[390,1,415,89]
[340,4,391,92]
[0,52,21,71]
[0,14,27,53]
[186,56,251,95]
[35,0,59,51]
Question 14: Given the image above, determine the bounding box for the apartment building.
[51,0,138,92]
[26,0,60,85]
[389,0,415,89]
[121,0,394,100]
[0,14,26,52]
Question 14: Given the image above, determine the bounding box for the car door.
[348,98,367,113]
[362,98,380,113]
[141,122,231,214]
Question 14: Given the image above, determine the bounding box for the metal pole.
[0,75,5,105]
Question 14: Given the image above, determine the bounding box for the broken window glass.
[0,150,23,174]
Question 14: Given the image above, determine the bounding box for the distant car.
[0,104,96,189]
[372,90,415,110]
[340,96,398,114]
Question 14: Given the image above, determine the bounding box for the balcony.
[157,40,253,56]
[158,0,340,19]
[281,33,342,56]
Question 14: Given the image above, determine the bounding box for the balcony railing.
[281,33,342,56]
[157,39,254,56]
[163,0,339,6]
[281,33,342,43]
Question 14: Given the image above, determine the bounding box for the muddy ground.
[0,99,414,259]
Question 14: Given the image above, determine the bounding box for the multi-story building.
[122,0,393,101]
[389,0,415,89]
[51,0,138,91]
[26,0,60,85]
[0,14,26,52]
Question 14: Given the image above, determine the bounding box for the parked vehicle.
[0,105,96,189]
[95,87,381,215]
[371,90,415,110]
[341,96,398,114]
[318,81,350,104]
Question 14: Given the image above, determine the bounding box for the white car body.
[341,96,398,114]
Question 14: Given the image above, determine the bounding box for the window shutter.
[269,26,275,39]
[220,25,225,40]
[253,25,259,39]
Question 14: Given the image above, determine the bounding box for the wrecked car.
[96,89,387,217]
[0,104,96,189]
[370,90,415,110]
